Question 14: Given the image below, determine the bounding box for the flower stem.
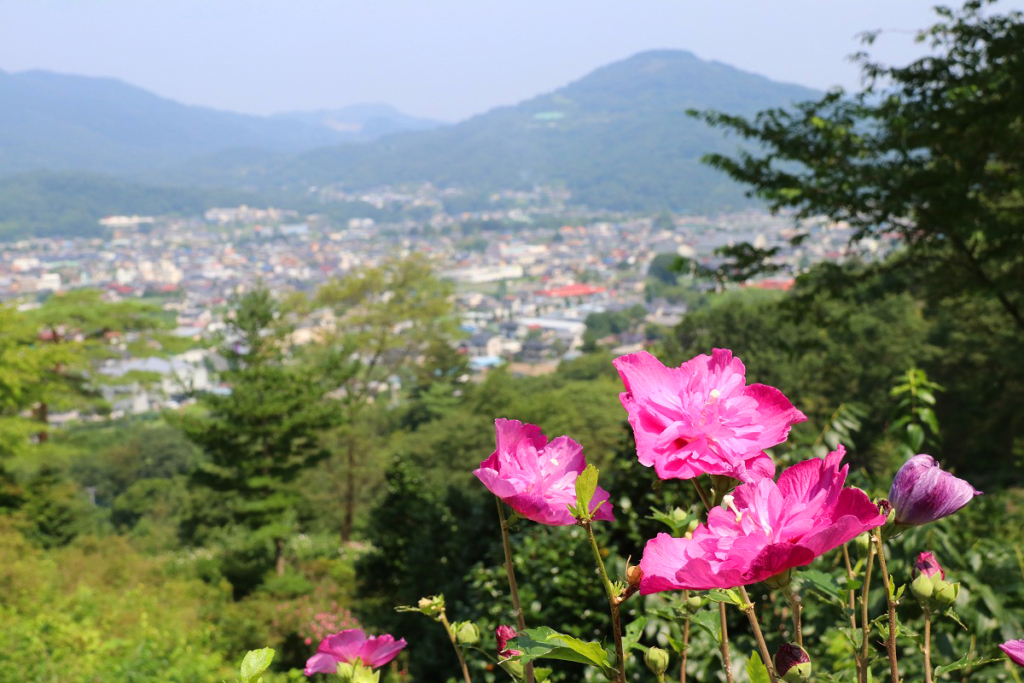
[873,529,900,683]
[923,608,932,683]
[842,544,863,683]
[860,539,876,683]
[784,589,803,648]
[680,612,690,683]
[583,521,626,683]
[439,612,474,683]
[737,585,778,683]
[691,477,713,512]
[495,497,536,683]
[719,601,735,683]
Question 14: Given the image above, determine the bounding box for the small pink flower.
[304,629,407,676]
[1001,640,1024,667]
[614,350,806,483]
[474,419,614,526]
[640,446,885,592]
[496,625,522,658]
[304,637,313,646]
[913,552,944,579]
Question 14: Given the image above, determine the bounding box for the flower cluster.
[301,347,988,681]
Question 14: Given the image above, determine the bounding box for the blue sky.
[2,1,1022,122]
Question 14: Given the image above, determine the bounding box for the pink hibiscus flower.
[474,419,614,526]
[1001,640,1024,667]
[304,629,407,676]
[639,446,885,593]
[613,349,806,483]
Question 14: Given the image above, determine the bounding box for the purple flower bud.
[1000,639,1024,667]
[913,552,944,579]
[774,643,812,682]
[888,455,981,526]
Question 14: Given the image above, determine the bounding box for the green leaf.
[746,653,771,683]
[708,588,744,606]
[622,616,649,653]
[239,648,275,683]
[934,654,1001,677]
[512,627,617,679]
[906,423,925,451]
[802,569,844,604]
[690,609,722,643]
[574,465,599,520]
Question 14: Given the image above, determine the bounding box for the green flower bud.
[933,579,960,607]
[911,573,934,602]
[502,659,524,679]
[684,595,705,613]
[854,532,872,555]
[645,647,671,676]
[455,621,480,645]
[417,594,446,616]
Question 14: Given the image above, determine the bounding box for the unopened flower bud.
[911,573,934,601]
[502,659,525,679]
[933,579,960,607]
[684,595,705,613]
[645,647,671,676]
[889,455,981,526]
[685,519,699,539]
[774,643,812,683]
[913,552,944,579]
[626,564,643,589]
[455,621,480,645]
[854,532,871,555]
[417,594,445,616]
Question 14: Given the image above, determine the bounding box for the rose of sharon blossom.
[1001,640,1024,667]
[640,446,885,593]
[889,454,981,526]
[913,551,944,579]
[474,419,613,526]
[496,625,522,658]
[304,629,407,676]
[613,350,806,483]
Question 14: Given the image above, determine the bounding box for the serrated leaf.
[574,465,599,520]
[746,653,771,683]
[512,627,617,679]
[240,648,275,683]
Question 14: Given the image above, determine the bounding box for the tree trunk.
[275,537,286,576]
[342,437,355,542]
[34,402,49,443]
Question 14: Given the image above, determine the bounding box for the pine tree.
[179,286,335,593]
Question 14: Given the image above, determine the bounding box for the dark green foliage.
[178,286,336,592]
[694,1,1024,333]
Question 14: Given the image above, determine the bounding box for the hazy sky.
[3,1,1021,122]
